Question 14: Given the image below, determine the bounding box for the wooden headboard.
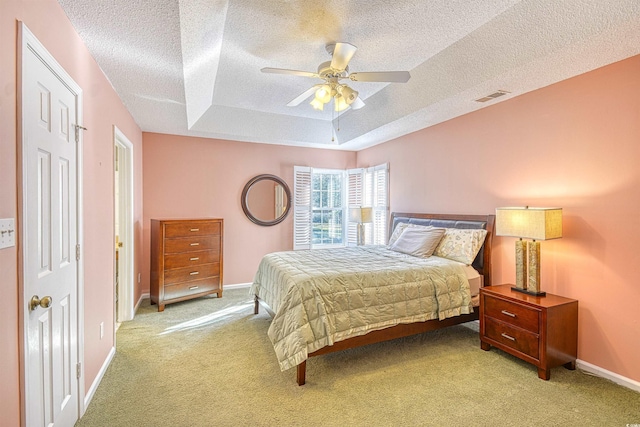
[389,212,495,286]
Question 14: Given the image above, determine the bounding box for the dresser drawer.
[164,250,220,270]
[164,263,220,285]
[484,294,540,333]
[163,277,220,300]
[484,317,539,360]
[164,221,220,238]
[164,236,220,254]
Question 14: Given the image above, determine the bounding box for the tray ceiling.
[57,0,640,150]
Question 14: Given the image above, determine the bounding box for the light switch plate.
[0,218,16,249]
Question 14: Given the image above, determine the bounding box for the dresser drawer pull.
[189,271,199,276]
[501,310,517,318]
[190,228,199,232]
[190,243,200,246]
[189,257,199,261]
[501,333,516,341]
[189,286,199,290]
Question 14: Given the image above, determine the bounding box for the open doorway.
[114,126,135,324]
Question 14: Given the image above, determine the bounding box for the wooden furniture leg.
[254,295,259,315]
[296,361,306,386]
[537,367,551,380]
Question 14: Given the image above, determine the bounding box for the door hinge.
[73,124,87,143]
[76,244,80,261]
[76,362,82,379]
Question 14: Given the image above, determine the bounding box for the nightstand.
[479,284,578,380]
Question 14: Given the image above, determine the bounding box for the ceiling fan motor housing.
[317,61,349,79]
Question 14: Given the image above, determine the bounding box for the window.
[294,163,388,249]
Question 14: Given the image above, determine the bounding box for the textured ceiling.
[57,0,640,150]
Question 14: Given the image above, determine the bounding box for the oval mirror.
[241,174,291,226]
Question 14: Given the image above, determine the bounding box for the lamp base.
[511,286,547,297]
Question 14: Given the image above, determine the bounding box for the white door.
[114,127,135,322]
[20,25,81,427]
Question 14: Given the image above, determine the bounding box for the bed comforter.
[250,245,473,371]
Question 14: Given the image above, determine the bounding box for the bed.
[251,212,495,385]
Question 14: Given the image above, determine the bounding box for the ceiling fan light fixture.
[334,95,349,112]
[339,85,359,105]
[315,85,332,103]
[310,98,324,111]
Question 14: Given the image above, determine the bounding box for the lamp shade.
[349,207,373,223]
[495,207,562,240]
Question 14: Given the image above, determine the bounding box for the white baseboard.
[577,359,640,393]
[83,346,116,410]
[224,282,251,290]
[135,293,149,312]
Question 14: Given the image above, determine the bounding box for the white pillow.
[389,227,446,258]
[433,228,488,265]
[388,223,433,246]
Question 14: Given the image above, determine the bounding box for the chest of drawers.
[479,285,578,380]
[150,219,223,312]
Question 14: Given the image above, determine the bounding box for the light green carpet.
[76,288,640,426]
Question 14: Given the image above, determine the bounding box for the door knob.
[29,295,52,311]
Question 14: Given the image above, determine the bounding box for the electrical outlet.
[0,218,16,249]
[100,322,104,339]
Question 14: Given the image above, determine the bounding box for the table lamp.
[349,207,373,245]
[495,207,562,296]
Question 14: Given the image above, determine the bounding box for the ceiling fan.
[261,42,411,112]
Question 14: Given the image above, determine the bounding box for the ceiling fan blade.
[349,71,411,83]
[351,97,365,110]
[330,42,357,71]
[287,85,322,107]
[261,67,319,78]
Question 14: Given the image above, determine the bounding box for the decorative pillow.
[389,227,446,258]
[388,223,433,246]
[434,228,488,265]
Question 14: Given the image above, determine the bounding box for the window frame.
[294,163,388,250]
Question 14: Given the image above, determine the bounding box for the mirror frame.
[241,174,292,226]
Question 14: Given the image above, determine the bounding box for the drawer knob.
[190,243,200,246]
[501,310,517,318]
[189,271,199,276]
[190,228,199,232]
[501,333,516,341]
[190,257,199,261]
[189,286,199,290]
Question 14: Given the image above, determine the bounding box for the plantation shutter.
[346,168,364,246]
[293,166,312,250]
[371,163,389,245]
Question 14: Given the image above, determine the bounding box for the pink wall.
[142,133,356,286]
[358,55,640,382]
[0,0,144,423]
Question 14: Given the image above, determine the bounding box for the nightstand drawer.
[484,317,539,360]
[483,294,540,333]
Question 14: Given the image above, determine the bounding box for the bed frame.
[254,212,495,385]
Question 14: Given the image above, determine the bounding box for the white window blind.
[346,163,389,246]
[293,166,312,250]
[370,163,389,245]
[346,168,364,246]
